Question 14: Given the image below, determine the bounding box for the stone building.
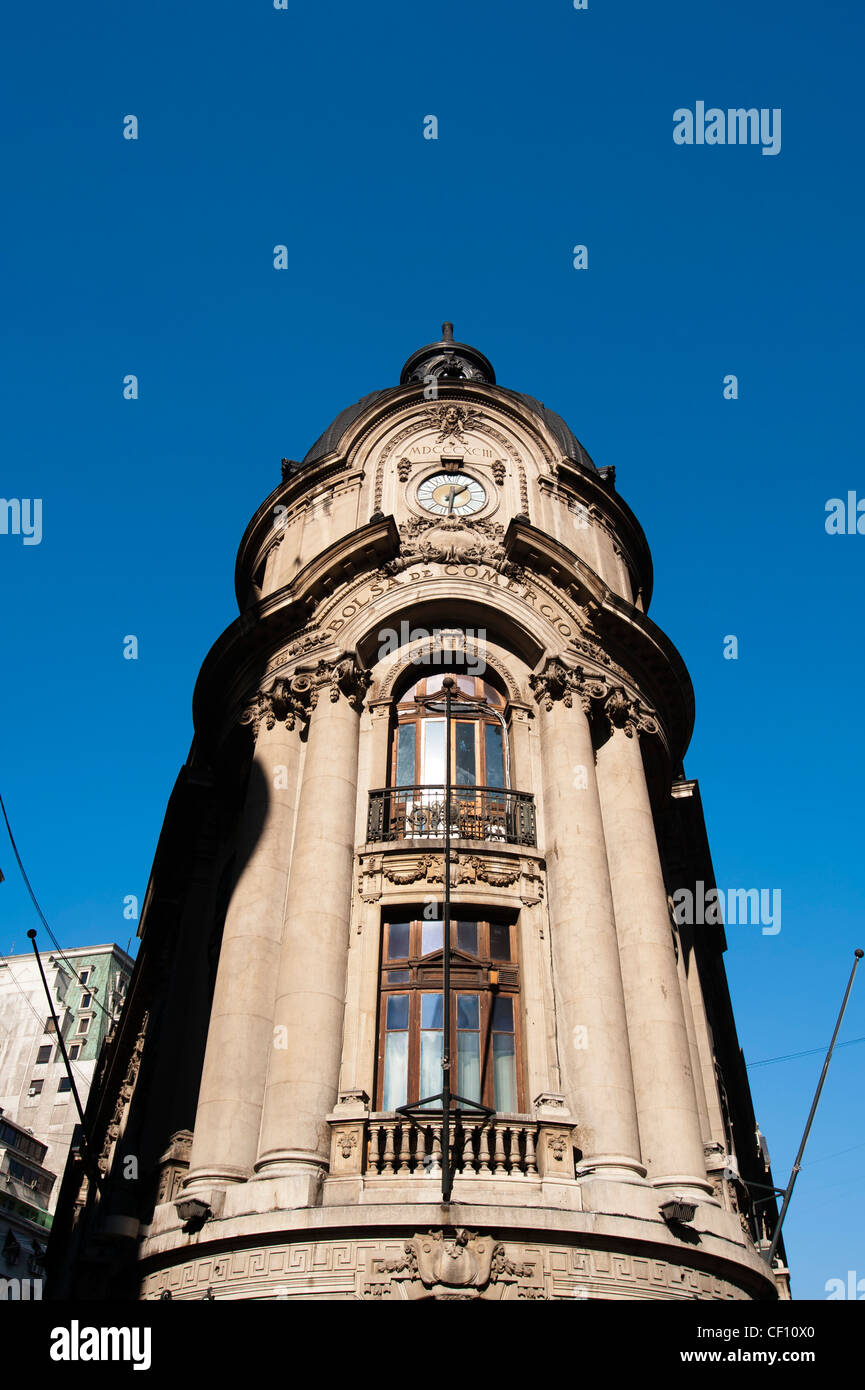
[49,326,788,1301]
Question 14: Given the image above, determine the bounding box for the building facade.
[0,943,132,1216]
[0,1108,55,1289]
[50,327,788,1301]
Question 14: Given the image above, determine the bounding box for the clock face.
[417,472,486,517]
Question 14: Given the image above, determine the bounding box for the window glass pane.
[489,921,511,961]
[383,1031,408,1111]
[483,681,502,705]
[420,1017,443,1104]
[58,1077,72,1093]
[421,994,443,1029]
[387,969,410,984]
[421,920,443,956]
[484,723,505,788]
[458,1031,481,1104]
[422,720,445,783]
[492,1033,517,1111]
[457,995,479,1029]
[386,922,410,960]
[455,722,476,787]
[456,920,478,955]
[492,995,514,1031]
[36,1046,51,1064]
[396,723,415,786]
[386,994,409,1031]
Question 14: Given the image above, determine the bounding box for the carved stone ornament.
[357,853,544,908]
[241,653,370,734]
[529,659,605,714]
[98,1011,149,1174]
[363,1229,545,1301]
[385,514,522,580]
[423,403,482,442]
[397,457,411,482]
[155,1130,194,1206]
[530,657,658,737]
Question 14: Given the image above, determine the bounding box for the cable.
[0,788,112,1019]
[747,1035,865,1069]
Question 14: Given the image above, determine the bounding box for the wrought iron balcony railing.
[367,785,536,848]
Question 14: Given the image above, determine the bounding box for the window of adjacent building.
[76,1017,91,1035]
[81,992,91,1008]
[44,1017,56,1033]
[58,1077,72,1093]
[68,1043,81,1061]
[390,670,509,790]
[35,1045,52,1065]
[377,914,521,1113]
[79,969,90,984]
[28,1079,44,1096]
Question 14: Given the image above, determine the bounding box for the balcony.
[367,786,536,848]
[366,1114,538,1178]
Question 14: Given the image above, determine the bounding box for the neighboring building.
[0,1108,55,1287]
[0,943,132,1208]
[50,327,789,1301]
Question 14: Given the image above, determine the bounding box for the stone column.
[530,659,644,1183]
[184,679,306,1192]
[254,655,369,1194]
[595,697,713,1200]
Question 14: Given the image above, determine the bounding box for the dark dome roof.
[301,388,398,466]
[299,326,595,471]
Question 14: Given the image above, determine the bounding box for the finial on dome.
[400,324,495,386]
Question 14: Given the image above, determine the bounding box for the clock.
[417,472,486,517]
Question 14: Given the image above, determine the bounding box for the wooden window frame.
[376,913,523,1113]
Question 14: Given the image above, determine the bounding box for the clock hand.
[446,487,457,515]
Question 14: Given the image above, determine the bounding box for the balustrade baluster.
[380,1120,396,1175]
[396,1122,411,1175]
[493,1122,508,1174]
[524,1125,538,1175]
[477,1123,492,1174]
[368,1121,382,1175]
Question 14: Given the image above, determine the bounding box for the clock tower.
[51,325,790,1301]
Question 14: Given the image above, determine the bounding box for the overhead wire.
[0,787,112,1019]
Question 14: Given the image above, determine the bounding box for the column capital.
[529,656,605,714]
[530,655,658,739]
[240,652,371,735]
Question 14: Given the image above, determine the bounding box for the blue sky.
[1,1,862,1299]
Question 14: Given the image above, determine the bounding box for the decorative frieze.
[140,1233,759,1301]
[356,851,545,904]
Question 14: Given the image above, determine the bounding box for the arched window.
[391,669,509,791]
[377,912,522,1114]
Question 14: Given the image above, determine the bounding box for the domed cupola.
[400,322,496,386]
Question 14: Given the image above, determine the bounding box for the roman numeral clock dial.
[416,472,486,517]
